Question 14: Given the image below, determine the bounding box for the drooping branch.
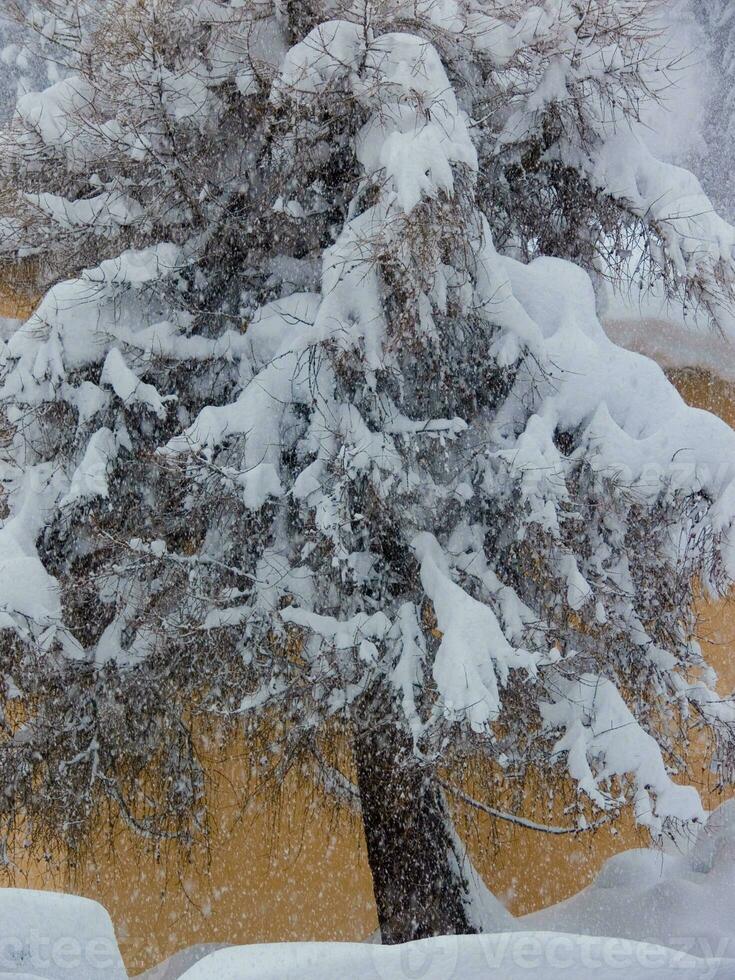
[442,782,613,836]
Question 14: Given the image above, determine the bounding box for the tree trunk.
[353,711,481,944]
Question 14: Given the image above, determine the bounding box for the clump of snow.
[0,890,126,980]
[59,426,127,508]
[87,245,183,286]
[590,133,735,282]
[0,466,63,636]
[14,78,99,173]
[505,255,735,559]
[540,673,706,830]
[101,348,166,418]
[275,20,365,98]
[277,22,477,214]
[413,532,543,733]
[25,191,144,232]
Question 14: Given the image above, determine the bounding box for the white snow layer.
[523,798,735,960]
[172,934,730,979]
[0,889,126,980]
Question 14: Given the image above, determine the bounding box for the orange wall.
[1,286,733,975]
[0,273,37,321]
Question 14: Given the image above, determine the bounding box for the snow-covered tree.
[3,0,735,942]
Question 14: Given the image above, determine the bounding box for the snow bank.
[174,934,730,979]
[0,890,126,980]
[523,799,735,962]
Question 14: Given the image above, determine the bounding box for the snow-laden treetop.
[1,0,735,853]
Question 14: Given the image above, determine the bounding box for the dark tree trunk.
[353,709,480,944]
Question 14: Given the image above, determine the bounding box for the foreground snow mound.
[176,934,730,979]
[0,890,126,980]
[523,799,735,961]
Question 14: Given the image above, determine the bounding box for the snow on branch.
[541,672,706,833]
[413,532,544,733]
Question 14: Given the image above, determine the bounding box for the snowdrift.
[167,934,731,979]
[0,889,126,980]
[3,932,731,980]
[523,799,735,960]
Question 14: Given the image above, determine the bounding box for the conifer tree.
[3,0,735,941]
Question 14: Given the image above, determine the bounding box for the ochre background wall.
[2,284,734,975]
[0,263,38,321]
